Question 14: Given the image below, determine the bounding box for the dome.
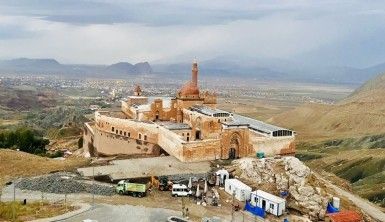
[178,81,200,97]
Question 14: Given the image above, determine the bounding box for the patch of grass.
[295,152,323,161]
[333,157,385,183]
[0,201,74,221]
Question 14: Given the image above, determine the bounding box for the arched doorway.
[228,134,240,159]
[155,111,159,121]
[195,117,202,140]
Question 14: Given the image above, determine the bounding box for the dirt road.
[318,174,385,221]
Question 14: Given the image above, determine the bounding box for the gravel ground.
[15,172,115,196]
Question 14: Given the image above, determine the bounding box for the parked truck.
[116,180,147,197]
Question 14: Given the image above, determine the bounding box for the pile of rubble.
[16,172,115,196]
[230,156,331,220]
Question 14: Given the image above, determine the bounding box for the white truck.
[171,184,192,197]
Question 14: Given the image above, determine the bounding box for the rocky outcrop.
[231,157,331,220]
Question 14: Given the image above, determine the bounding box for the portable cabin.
[250,190,286,216]
[224,179,252,201]
[215,169,229,186]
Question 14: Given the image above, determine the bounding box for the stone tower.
[192,59,198,87]
[134,85,142,96]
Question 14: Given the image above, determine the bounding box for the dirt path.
[317,173,385,221]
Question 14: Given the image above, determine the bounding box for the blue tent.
[244,201,265,218]
[327,202,339,213]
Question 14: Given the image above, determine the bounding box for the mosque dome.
[179,81,200,97]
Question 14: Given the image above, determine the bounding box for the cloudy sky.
[0,0,384,67]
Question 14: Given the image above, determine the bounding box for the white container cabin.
[224,179,252,201]
[250,190,286,216]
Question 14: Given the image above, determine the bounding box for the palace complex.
[83,60,295,162]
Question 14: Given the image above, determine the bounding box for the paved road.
[317,173,385,222]
[63,204,181,222]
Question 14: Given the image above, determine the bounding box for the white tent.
[215,169,229,186]
[204,180,208,193]
[196,183,201,197]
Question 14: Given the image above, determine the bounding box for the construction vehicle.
[151,176,173,191]
[116,180,147,197]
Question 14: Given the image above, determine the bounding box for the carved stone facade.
[83,60,295,162]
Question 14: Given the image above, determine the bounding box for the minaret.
[192,59,198,87]
[134,85,142,96]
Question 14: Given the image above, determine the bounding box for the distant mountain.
[152,59,286,80]
[2,57,385,84]
[0,58,65,74]
[105,62,152,75]
[153,57,385,85]
[0,58,153,77]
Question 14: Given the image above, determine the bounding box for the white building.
[250,190,286,216]
[224,179,252,201]
[215,169,229,186]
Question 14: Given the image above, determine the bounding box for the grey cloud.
[0,24,36,39]
[0,0,317,26]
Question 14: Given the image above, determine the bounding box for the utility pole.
[12,179,16,221]
[231,191,235,222]
[64,191,67,211]
[13,180,16,201]
[92,166,95,206]
[181,196,185,217]
[41,191,44,207]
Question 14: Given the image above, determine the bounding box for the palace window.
[144,135,147,141]
[112,127,114,132]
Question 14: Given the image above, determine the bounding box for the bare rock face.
[231,157,330,220]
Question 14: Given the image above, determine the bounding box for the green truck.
[116,180,147,197]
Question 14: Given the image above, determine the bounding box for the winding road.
[317,173,385,222]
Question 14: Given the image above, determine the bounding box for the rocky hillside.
[270,72,385,140]
[0,87,57,111]
[229,157,335,220]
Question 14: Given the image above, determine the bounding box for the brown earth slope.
[0,149,88,187]
[270,72,385,140]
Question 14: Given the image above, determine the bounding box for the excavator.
[151,176,173,191]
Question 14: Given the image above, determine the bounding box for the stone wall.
[249,131,296,156]
[93,129,159,156]
[87,111,296,161]
[83,122,94,157]
[220,127,252,159]
[157,126,221,162]
[95,111,159,144]
[183,109,222,140]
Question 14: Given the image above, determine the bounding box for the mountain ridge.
[0,58,153,77]
[269,71,385,140]
[1,57,385,85]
